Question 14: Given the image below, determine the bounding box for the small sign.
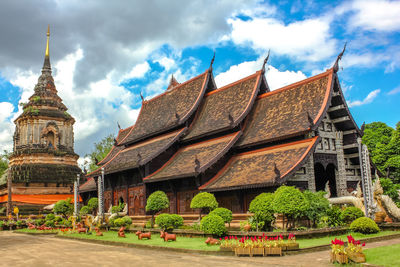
[13,207,19,214]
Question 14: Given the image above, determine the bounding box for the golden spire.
[45,25,50,57]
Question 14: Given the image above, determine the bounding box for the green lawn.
[297,230,399,248]
[14,228,59,234]
[364,243,400,267]
[60,231,221,251]
[58,230,399,251]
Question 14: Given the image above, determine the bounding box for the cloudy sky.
[0,0,399,165]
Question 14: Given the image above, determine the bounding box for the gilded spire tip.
[45,25,50,57]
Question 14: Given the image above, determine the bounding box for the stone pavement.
[1,231,400,267]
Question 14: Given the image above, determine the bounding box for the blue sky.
[0,0,399,163]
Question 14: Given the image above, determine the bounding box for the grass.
[297,230,399,248]
[58,230,399,251]
[59,231,221,251]
[14,228,59,234]
[364,243,400,267]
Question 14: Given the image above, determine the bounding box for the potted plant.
[264,236,282,256]
[235,237,251,256]
[220,236,238,251]
[331,238,348,264]
[286,233,299,250]
[250,236,264,256]
[346,235,366,263]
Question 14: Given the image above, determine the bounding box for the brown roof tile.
[201,137,319,192]
[98,127,133,166]
[89,128,186,177]
[182,71,262,141]
[80,177,96,192]
[236,69,333,148]
[144,131,242,182]
[120,71,209,145]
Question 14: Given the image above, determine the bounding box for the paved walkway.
[1,231,400,267]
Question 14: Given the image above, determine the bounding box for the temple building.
[0,27,81,214]
[84,49,373,215]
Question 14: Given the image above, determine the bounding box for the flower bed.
[221,233,299,256]
[330,234,366,264]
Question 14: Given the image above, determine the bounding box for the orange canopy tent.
[0,194,81,205]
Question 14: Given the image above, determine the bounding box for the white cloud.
[215,57,306,90]
[0,102,15,152]
[348,0,400,32]
[348,89,380,107]
[154,57,175,71]
[120,61,150,82]
[227,16,336,61]
[388,86,400,95]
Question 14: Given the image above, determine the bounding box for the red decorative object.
[160,231,176,242]
[94,227,103,236]
[76,222,87,234]
[205,237,220,245]
[135,231,151,240]
[28,223,36,229]
[118,226,126,238]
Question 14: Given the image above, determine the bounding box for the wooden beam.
[328,104,345,112]
[332,116,350,124]
[343,143,358,150]
[345,153,359,158]
[343,129,357,135]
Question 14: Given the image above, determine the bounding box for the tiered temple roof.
[87,50,361,197]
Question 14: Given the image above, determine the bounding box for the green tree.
[85,134,115,172]
[190,192,218,220]
[272,186,309,229]
[53,198,74,219]
[209,207,233,226]
[363,121,400,183]
[87,197,98,215]
[248,193,275,231]
[0,151,10,178]
[379,178,400,207]
[145,191,169,228]
[303,190,330,227]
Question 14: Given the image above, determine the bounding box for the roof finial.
[140,91,144,102]
[117,121,121,130]
[333,42,347,73]
[42,25,51,71]
[209,51,215,71]
[261,49,270,73]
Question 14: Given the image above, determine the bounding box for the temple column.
[305,154,316,192]
[335,131,347,196]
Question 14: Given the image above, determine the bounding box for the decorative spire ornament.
[333,42,347,73]
[42,25,51,72]
[261,49,270,74]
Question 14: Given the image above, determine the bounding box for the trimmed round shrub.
[53,199,73,218]
[170,214,184,228]
[146,191,169,227]
[249,193,275,231]
[113,218,124,227]
[200,214,226,236]
[190,192,218,219]
[272,186,309,228]
[35,218,46,226]
[303,190,330,227]
[45,220,55,227]
[155,213,174,231]
[87,197,98,212]
[326,206,344,227]
[54,216,63,223]
[341,207,364,224]
[350,217,380,234]
[209,207,233,224]
[122,216,132,227]
[79,206,91,216]
[45,213,56,221]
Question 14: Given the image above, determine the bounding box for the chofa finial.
[333,42,347,73]
[261,49,270,73]
[209,51,215,71]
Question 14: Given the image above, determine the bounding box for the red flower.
[362,243,366,247]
